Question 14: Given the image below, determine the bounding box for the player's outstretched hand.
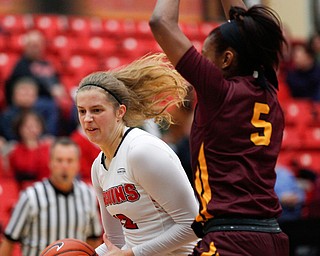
[103,234,133,256]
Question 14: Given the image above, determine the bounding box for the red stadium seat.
[0,33,6,51]
[60,74,80,97]
[33,15,68,40]
[73,36,118,57]
[89,17,104,36]
[281,126,303,150]
[0,14,33,34]
[6,33,25,54]
[181,22,202,40]
[103,19,147,39]
[64,55,99,78]
[281,100,315,128]
[294,151,320,174]
[0,52,19,81]
[135,20,154,39]
[49,34,75,60]
[68,16,91,38]
[68,16,104,38]
[119,37,141,59]
[277,151,295,168]
[101,56,130,70]
[301,127,320,150]
[119,37,161,59]
[0,177,19,227]
[103,19,121,38]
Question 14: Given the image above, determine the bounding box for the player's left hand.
[103,234,133,256]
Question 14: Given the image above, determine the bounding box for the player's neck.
[101,124,125,161]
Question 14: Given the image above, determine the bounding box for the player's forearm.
[149,0,181,41]
[150,0,180,25]
[150,0,192,72]
[132,224,196,256]
[221,0,247,19]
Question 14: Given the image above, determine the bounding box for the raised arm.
[220,0,247,19]
[149,0,192,67]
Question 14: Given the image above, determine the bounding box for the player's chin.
[86,134,101,146]
[88,135,104,146]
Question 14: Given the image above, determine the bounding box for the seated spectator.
[8,110,51,190]
[0,77,59,140]
[308,32,320,63]
[5,29,75,135]
[279,168,320,256]
[305,175,320,219]
[275,165,305,223]
[285,42,320,101]
[296,168,319,218]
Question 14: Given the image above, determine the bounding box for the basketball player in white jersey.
[76,54,199,256]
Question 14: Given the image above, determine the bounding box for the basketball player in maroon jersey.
[150,0,289,255]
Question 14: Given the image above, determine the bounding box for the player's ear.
[116,104,127,120]
[221,50,234,69]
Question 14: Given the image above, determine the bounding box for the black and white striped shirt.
[4,178,102,256]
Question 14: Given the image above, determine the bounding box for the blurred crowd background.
[0,0,320,255]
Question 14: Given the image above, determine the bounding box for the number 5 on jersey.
[250,102,272,146]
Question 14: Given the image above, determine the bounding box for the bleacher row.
[0,14,218,96]
[0,14,319,174]
[279,100,320,173]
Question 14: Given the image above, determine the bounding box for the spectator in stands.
[308,32,320,63]
[286,42,320,101]
[0,77,59,140]
[274,165,305,223]
[279,168,320,256]
[5,29,75,135]
[8,110,51,190]
[6,30,59,103]
[0,137,102,256]
[304,174,320,219]
[296,168,319,218]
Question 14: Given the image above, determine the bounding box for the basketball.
[40,238,97,256]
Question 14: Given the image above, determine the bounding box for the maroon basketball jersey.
[176,47,284,223]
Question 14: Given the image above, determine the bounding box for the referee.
[0,137,102,256]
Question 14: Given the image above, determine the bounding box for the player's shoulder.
[128,129,174,162]
[92,150,103,167]
[128,128,166,150]
[128,127,162,144]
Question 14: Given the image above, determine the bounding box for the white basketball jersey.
[92,127,198,256]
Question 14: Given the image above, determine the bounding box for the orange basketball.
[40,238,97,256]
